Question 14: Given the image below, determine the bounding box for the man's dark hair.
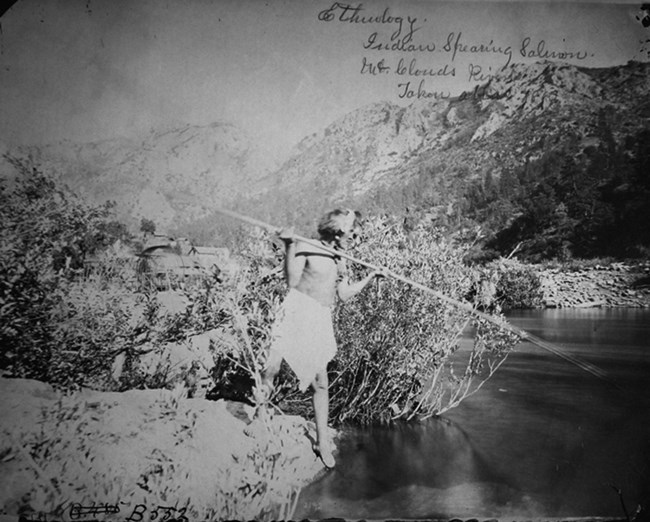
[317,209,361,242]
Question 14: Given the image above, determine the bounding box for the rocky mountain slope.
[256,60,647,206]
[240,60,650,258]
[2,60,649,257]
[1,122,272,232]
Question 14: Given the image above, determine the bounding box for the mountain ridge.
[1,121,273,232]
[2,60,649,258]
[238,60,650,258]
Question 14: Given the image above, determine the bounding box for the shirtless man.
[262,209,382,468]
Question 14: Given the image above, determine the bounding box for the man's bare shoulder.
[295,240,335,257]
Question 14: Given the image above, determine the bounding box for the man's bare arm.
[278,230,305,287]
[337,267,384,302]
[285,242,307,287]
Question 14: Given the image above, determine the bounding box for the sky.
[0,0,648,158]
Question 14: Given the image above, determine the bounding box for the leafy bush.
[0,162,274,393]
[45,275,143,388]
[489,259,544,310]
[0,162,217,390]
[201,231,288,404]
[0,162,135,386]
[323,216,519,424]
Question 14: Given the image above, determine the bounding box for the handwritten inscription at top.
[317,1,595,99]
[318,2,418,41]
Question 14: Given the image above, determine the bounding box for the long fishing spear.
[215,207,612,384]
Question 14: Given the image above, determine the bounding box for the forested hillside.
[194,61,650,261]
[4,60,649,261]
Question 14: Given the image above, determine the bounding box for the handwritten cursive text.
[443,31,513,68]
[519,37,590,60]
[398,79,451,100]
[318,2,418,41]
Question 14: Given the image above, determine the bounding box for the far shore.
[534,261,650,309]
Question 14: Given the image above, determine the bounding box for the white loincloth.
[269,288,337,392]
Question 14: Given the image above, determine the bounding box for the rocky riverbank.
[0,378,327,521]
[537,261,650,308]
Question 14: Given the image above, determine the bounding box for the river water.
[295,308,650,520]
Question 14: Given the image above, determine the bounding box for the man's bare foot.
[317,445,335,468]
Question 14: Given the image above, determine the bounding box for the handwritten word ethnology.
[318,2,425,50]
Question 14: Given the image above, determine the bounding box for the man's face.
[336,222,362,250]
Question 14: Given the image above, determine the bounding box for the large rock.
[0,378,326,520]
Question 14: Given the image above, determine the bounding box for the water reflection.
[297,417,546,519]
[296,308,650,519]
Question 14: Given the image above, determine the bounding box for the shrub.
[325,216,519,424]
[46,275,143,388]
[0,162,137,386]
[490,259,544,310]
[202,231,287,404]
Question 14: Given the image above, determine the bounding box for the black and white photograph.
[1,0,649,520]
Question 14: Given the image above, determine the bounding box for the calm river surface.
[296,308,650,520]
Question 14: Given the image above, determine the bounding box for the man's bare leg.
[258,349,282,403]
[312,370,335,468]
